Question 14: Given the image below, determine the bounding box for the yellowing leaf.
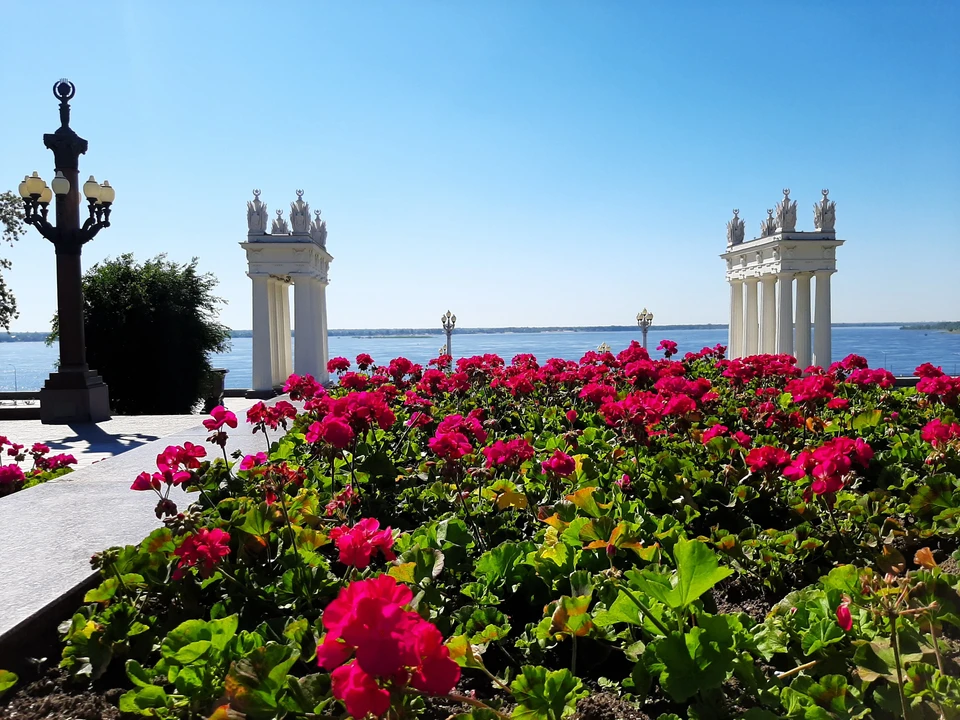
[388,563,417,584]
[496,489,529,510]
[914,547,937,569]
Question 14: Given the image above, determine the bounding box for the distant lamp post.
[441,310,457,358]
[18,79,115,423]
[597,342,611,354]
[636,308,654,350]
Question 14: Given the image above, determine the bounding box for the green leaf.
[238,506,273,536]
[224,642,300,718]
[0,670,18,699]
[851,409,882,430]
[84,577,119,603]
[447,635,487,669]
[672,538,732,608]
[510,666,586,720]
[119,685,170,715]
[801,619,845,657]
[173,640,212,664]
[125,660,154,689]
[592,591,643,628]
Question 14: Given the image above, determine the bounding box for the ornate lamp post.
[636,308,654,351]
[441,310,456,359]
[17,80,114,423]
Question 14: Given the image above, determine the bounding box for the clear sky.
[1,1,958,332]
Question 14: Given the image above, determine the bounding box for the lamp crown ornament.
[814,189,837,232]
[271,208,290,234]
[775,188,798,233]
[310,209,328,247]
[290,189,311,234]
[247,189,268,234]
[726,208,745,246]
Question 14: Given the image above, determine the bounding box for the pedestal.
[39,370,111,424]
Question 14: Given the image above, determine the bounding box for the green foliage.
[49,253,229,414]
[0,669,18,699]
[0,190,26,329]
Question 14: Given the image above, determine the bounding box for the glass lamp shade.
[451,315,457,324]
[82,176,101,202]
[38,186,53,204]
[18,177,30,198]
[25,172,45,196]
[99,181,115,204]
[51,172,70,196]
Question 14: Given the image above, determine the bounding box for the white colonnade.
[722,190,843,367]
[243,190,333,397]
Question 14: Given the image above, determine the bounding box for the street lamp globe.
[51,171,70,196]
[99,181,115,204]
[25,172,46,197]
[38,185,53,205]
[82,175,101,202]
[18,176,31,199]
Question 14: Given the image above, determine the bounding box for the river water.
[0,326,957,391]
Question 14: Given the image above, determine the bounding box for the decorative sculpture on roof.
[760,209,777,237]
[246,190,268,234]
[726,209,745,246]
[271,208,290,234]
[775,188,797,232]
[813,189,836,232]
[290,190,311,234]
[310,209,327,248]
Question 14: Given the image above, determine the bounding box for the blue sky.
[1,1,958,331]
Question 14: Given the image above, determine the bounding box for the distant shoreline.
[1,322,957,342]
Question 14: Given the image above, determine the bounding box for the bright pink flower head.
[785,375,836,404]
[541,449,576,477]
[616,474,631,490]
[745,446,792,475]
[130,471,162,492]
[566,409,578,424]
[306,415,356,450]
[783,450,816,482]
[482,437,535,469]
[437,413,487,444]
[701,425,729,444]
[283,373,323,401]
[356,353,375,371]
[922,418,960,448]
[836,602,853,631]
[327,356,351,374]
[173,527,231,580]
[657,339,678,358]
[203,405,238,431]
[826,397,850,411]
[428,431,473,461]
[239,452,268,471]
[328,518,396,569]
[30,443,50,455]
[0,464,26,487]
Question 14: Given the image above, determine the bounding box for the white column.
[294,277,317,378]
[251,275,274,393]
[777,272,794,357]
[316,279,330,384]
[278,281,293,381]
[814,271,833,368]
[268,278,281,387]
[729,280,743,359]
[795,272,812,369]
[761,276,777,354]
[744,278,759,357]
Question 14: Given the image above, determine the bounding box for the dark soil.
[0,667,121,720]
[710,573,777,622]
[573,692,651,720]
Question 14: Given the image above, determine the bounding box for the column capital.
[744,276,760,284]
[814,268,836,277]
[776,270,795,279]
[729,277,745,285]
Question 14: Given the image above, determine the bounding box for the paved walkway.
[0,397,279,665]
[0,397,259,469]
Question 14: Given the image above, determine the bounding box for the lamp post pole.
[441,310,457,360]
[636,308,654,351]
[18,80,115,423]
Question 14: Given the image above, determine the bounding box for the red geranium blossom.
[327,357,351,374]
[836,602,853,631]
[921,418,960,448]
[306,415,356,450]
[173,528,231,580]
[428,431,473,461]
[744,446,792,474]
[541,449,576,477]
[329,518,396,569]
[203,405,238,431]
[483,437,535,469]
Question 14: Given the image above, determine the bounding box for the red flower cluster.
[306,415,355,450]
[745,446,792,475]
[483,437,535,469]
[329,518,396,568]
[325,484,359,517]
[657,339,678,358]
[283,373,323,401]
[921,418,960,448]
[785,374,836,404]
[428,413,488,461]
[0,464,26,495]
[309,391,396,436]
[784,437,873,496]
[203,405,238,431]
[541,449,576,477]
[916,368,960,405]
[173,527,231,580]
[316,575,460,718]
[239,451,268,471]
[246,400,297,431]
[328,357,351,374]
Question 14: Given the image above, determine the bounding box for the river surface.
[0,326,957,391]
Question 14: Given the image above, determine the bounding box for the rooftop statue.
[246,190,268,234]
[775,188,797,232]
[311,209,328,248]
[270,208,290,234]
[290,189,311,234]
[760,208,777,237]
[726,209,745,246]
[814,189,836,232]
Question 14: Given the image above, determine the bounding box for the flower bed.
[3,344,960,719]
[0,439,77,497]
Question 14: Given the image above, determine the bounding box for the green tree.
[0,191,26,330]
[50,254,231,414]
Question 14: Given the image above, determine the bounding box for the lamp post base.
[39,370,111,424]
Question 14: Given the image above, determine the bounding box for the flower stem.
[890,610,911,720]
[775,659,819,679]
[620,586,672,637]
